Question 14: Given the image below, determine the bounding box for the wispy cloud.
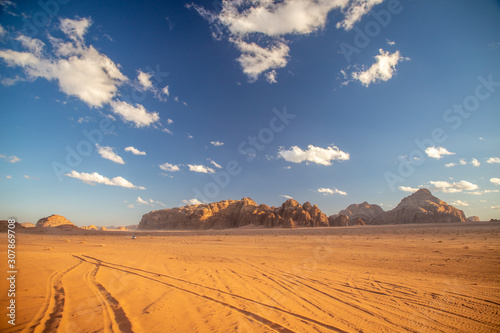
[96,144,124,164]
[450,200,469,207]
[398,186,420,193]
[65,170,145,189]
[280,194,293,200]
[110,100,159,128]
[136,196,166,207]
[210,140,224,147]
[182,198,202,205]
[277,144,349,166]
[429,180,478,193]
[0,153,21,163]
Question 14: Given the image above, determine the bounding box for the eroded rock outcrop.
[139,198,329,230]
[369,189,467,225]
[36,215,75,228]
[467,216,480,222]
[339,202,384,221]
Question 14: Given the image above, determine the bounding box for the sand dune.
[1,223,499,332]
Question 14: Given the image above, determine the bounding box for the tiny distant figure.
[132,235,136,239]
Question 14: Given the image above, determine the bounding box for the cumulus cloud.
[191,0,381,82]
[429,180,478,193]
[182,198,202,205]
[471,158,480,167]
[277,144,349,166]
[0,153,21,163]
[398,186,420,193]
[459,159,467,165]
[0,18,128,108]
[445,163,456,168]
[487,157,500,164]
[425,146,455,159]
[188,164,215,174]
[317,187,347,195]
[110,100,159,127]
[346,49,409,86]
[450,200,469,207]
[491,178,500,186]
[210,140,224,147]
[159,163,180,172]
[137,70,153,90]
[124,146,146,156]
[96,144,124,164]
[65,170,145,189]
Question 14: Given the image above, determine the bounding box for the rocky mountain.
[467,216,480,222]
[139,198,329,230]
[370,189,467,225]
[36,214,75,227]
[20,222,35,228]
[339,202,384,220]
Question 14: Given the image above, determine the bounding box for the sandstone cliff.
[339,202,384,220]
[369,189,466,225]
[139,198,329,230]
[36,214,75,227]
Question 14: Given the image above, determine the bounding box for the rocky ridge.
[338,202,384,220]
[36,214,75,227]
[370,189,467,225]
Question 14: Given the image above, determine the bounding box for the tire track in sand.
[74,256,134,333]
[79,255,349,333]
[22,261,81,333]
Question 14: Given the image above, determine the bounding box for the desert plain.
[1,222,499,333]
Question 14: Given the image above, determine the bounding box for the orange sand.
[1,223,499,332]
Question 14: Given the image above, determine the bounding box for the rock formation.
[20,222,35,228]
[36,214,75,228]
[339,202,384,220]
[350,218,367,226]
[467,216,480,222]
[139,198,329,230]
[370,189,466,225]
[81,225,98,230]
[329,214,349,227]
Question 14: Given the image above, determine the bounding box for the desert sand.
[1,222,499,332]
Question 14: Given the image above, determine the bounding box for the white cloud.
[386,39,396,46]
[445,163,456,168]
[187,134,193,139]
[110,100,159,127]
[136,196,166,207]
[167,118,174,124]
[450,200,469,207]
[137,70,153,90]
[317,187,347,196]
[347,49,409,87]
[425,146,455,159]
[5,175,12,179]
[182,198,202,205]
[0,24,6,39]
[136,196,149,205]
[277,144,349,166]
[484,189,499,193]
[210,140,224,147]
[96,144,124,164]
[491,178,500,186]
[284,166,291,170]
[0,18,128,108]
[159,163,180,172]
[459,159,467,165]
[487,157,500,164]
[65,170,145,189]
[0,154,21,163]
[232,39,289,82]
[191,0,380,82]
[471,158,480,167]
[398,186,420,193]
[490,206,500,210]
[280,194,293,199]
[429,180,478,193]
[188,164,215,174]
[337,0,384,30]
[125,146,146,156]
[162,85,170,96]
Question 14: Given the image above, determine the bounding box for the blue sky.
[0,0,499,226]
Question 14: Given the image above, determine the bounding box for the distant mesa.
[36,214,75,228]
[370,189,467,225]
[139,189,468,230]
[81,225,98,230]
[20,222,35,228]
[139,197,329,230]
[467,216,480,222]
